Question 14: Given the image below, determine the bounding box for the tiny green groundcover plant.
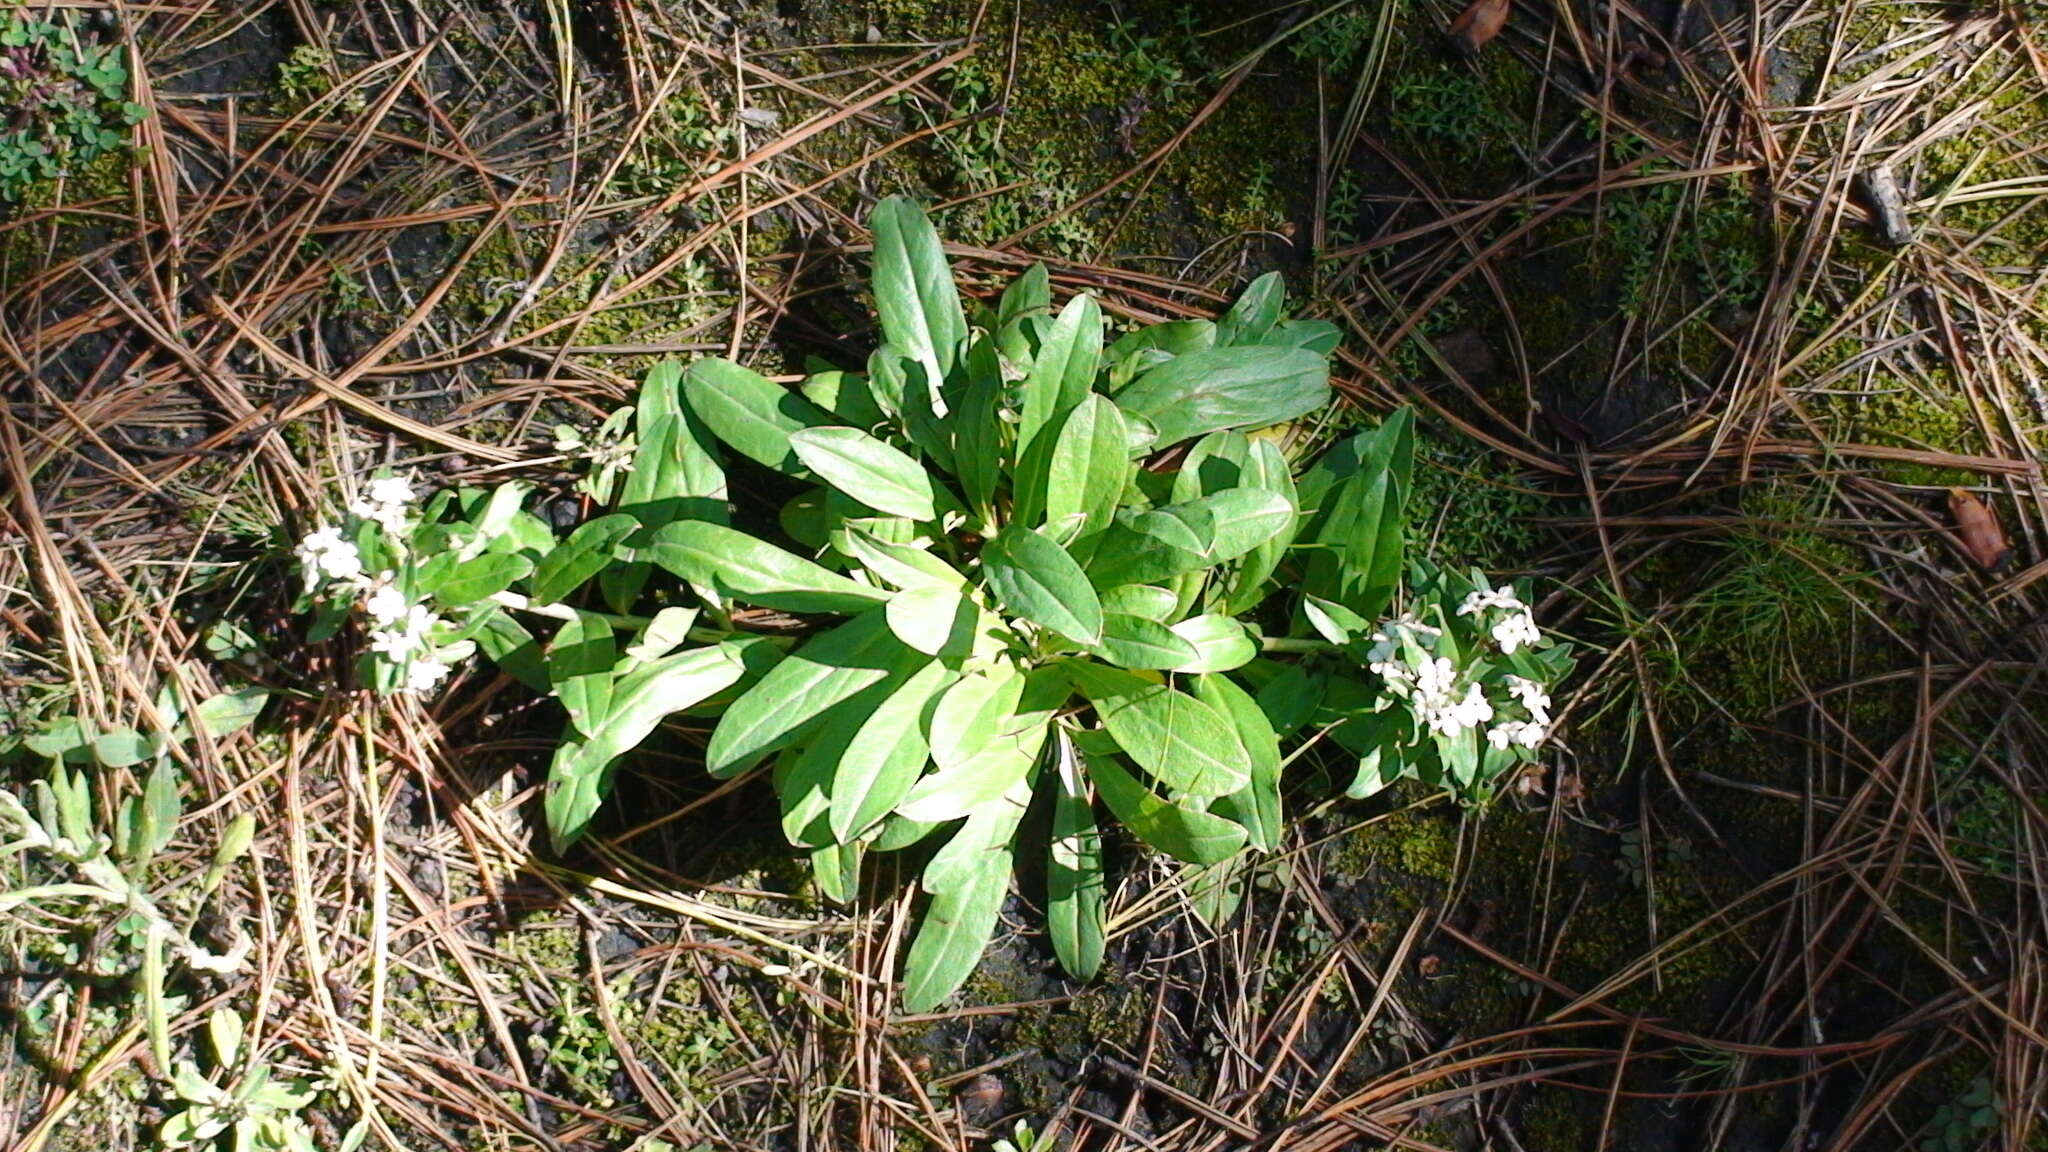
[291,199,1572,1009]
[0,8,145,201]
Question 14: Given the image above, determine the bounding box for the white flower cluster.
[295,475,452,696]
[1367,594,1558,751]
[1458,586,1541,654]
[1487,675,1552,750]
[1368,615,1495,737]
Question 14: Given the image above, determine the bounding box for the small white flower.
[1506,674,1551,717]
[1491,610,1542,655]
[362,581,410,626]
[1451,682,1494,728]
[1458,587,1523,617]
[365,475,417,508]
[319,543,363,582]
[349,474,420,536]
[370,604,440,660]
[296,526,365,589]
[403,658,452,695]
[1425,681,1493,736]
[1486,719,1549,749]
[296,526,359,586]
[1414,656,1457,699]
[297,526,348,560]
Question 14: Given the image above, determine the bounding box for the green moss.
[1407,424,1558,569]
[441,210,728,369]
[1331,805,1460,883]
[1517,1086,1595,1149]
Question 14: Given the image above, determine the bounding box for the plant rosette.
[290,199,1573,1011]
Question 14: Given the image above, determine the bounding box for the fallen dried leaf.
[1947,488,2011,571]
[956,1073,1005,1120]
[1449,0,1511,54]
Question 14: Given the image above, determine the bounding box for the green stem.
[1260,636,1334,654]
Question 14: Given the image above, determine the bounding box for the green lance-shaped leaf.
[1100,583,1180,622]
[1166,614,1257,673]
[1064,661,1249,798]
[1170,430,1252,505]
[871,197,968,393]
[981,525,1103,645]
[1296,408,1413,618]
[924,660,1028,771]
[422,552,532,607]
[1093,613,1202,670]
[618,407,729,533]
[800,368,886,429]
[1106,318,1216,370]
[548,610,616,734]
[192,688,268,740]
[545,643,750,850]
[1113,345,1329,448]
[1016,393,1130,537]
[645,520,888,614]
[828,660,951,843]
[810,841,863,905]
[530,514,639,605]
[840,527,971,592]
[901,665,1063,822]
[951,351,1005,523]
[1223,439,1299,614]
[1017,293,1103,459]
[789,425,947,521]
[885,583,983,660]
[1086,488,1292,589]
[1088,751,1247,866]
[900,851,1012,1013]
[682,357,832,474]
[1214,271,1285,346]
[1047,728,1106,979]
[707,610,919,776]
[1192,673,1284,852]
[998,261,1051,326]
[901,769,1035,1011]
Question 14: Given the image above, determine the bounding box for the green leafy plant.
[1920,1075,2000,1152]
[291,199,1572,1010]
[0,9,144,201]
[160,1008,325,1152]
